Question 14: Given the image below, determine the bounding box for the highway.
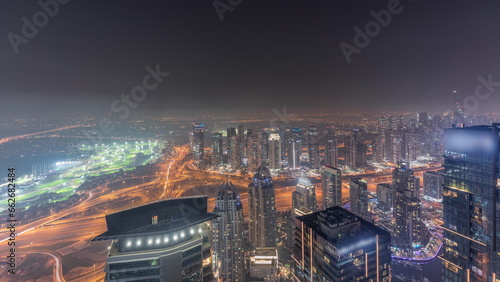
[0,144,443,281]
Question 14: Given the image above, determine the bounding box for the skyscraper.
[249,248,279,282]
[349,177,369,219]
[377,183,393,211]
[246,130,262,173]
[320,166,342,209]
[285,128,302,169]
[211,132,223,167]
[324,128,338,167]
[423,170,444,201]
[292,176,317,212]
[230,135,243,170]
[212,181,245,282]
[293,206,392,281]
[307,125,320,169]
[392,161,427,249]
[268,132,281,170]
[93,197,218,282]
[192,123,205,168]
[248,165,277,248]
[442,124,500,281]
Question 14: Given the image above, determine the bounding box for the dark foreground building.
[442,124,500,281]
[293,206,391,281]
[93,196,218,282]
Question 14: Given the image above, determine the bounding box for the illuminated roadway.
[0,143,442,281]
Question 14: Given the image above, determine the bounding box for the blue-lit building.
[293,206,391,281]
[442,124,500,281]
[93,197,218,282]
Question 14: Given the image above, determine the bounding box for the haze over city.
[1,1,500,282]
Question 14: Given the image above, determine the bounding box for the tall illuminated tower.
[392,161,427,249]
[320,166,342,209]
[268,132,281,170]
[211,132,223,167]
[212,181,245,281]
[292,176,317,212]
[349,178,368,219]
[192,123,205,168]
[442,124,500,281]
[246,130,262,173]
[248,164,277,248]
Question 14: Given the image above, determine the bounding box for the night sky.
[2,0,500,117]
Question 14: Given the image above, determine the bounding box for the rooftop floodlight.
[156,238,161,244]
[126,241,132,247]
[181,232,185,238]
[190,229,194,235]
[137,240,142,246]
[198,228,202,233]
[148,239,153,245]
[164,237,169,243]
[174,235,178,241]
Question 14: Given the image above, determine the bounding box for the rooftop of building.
[93,196,218,241]
[297,206,390,251]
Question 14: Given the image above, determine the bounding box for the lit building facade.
[423,170,444,201]
[192,123,205,168]
[320,166,342,209]
[249,165,277,248]
[211,132,223,167]
[268,132,281,170]
[93,197,218,282]
[377,183,393,211]
[292,177,317,212]
[392,161,427,249]
[212,181,245,281]
[349,177,369,219]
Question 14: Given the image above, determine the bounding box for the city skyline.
[2,1,500,281]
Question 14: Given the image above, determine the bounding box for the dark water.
[392,248,443,282]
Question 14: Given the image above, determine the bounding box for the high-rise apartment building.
[307,125,320,169]
[292,177,317,212]
[93,197,218,282]
[246,130,262,173]
[192,123,205,168]
[211,132,223,167]
[248,165,277,248]
[324,128,338,167]
[212,181,245,281]
[377,183,393,211]
[268,132,281,170]
[423,170,444,201]
[349,177,369,219]
[320,166,342,209]
[392,161,427,249]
